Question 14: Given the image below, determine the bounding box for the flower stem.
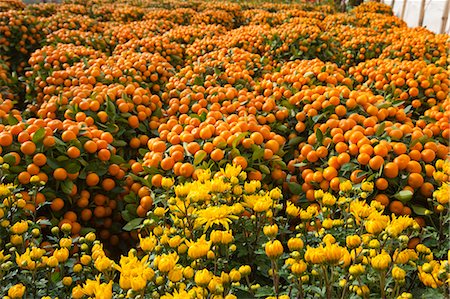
[297,277,304,299]
[322,265,331,299]
[380,271,386,299]
[271,259,280,298]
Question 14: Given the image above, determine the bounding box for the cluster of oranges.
[0,0,447,255]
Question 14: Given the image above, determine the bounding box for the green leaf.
[61,180,74,194]
[341,163,356,172]
[51,271,61,283]
[121,210,132,222]
[194,151,206,166]
[259,164,270,175]
[288,136,302,147]
[232,132,247,149]
[394,190,413,203]
[138,149,149,157]
[143,166,160,175]
[251,145,264,161]
[111,140,127,147]
[124,192,137,204]
[315,128,323,144]
[392,100,405,107]
[193,76,204,86]
[376,122,385,137]
[46,157,60,169]
[65,162,81,174]
[80,227,96,235]
[411,205,431,216]
[105,99,117,121]
[123,218,144,231]
[288,182,302,195]
[7,114,19,125]
[32,127,46,144]
[110,155,126,164]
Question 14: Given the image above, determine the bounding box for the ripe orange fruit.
[374,194,389,206]
[140,196,153,210]
[20,141,36,156]
[86,173,100,186]
[51,198,64,211]
[0,132,13,146]
[323,167,338,181]
[32,153,47,166]
[210,149,224,161]
[232,156,248,169]
[350,170,365,183]
[389,200,404,215]
[67,146,81,159]
[383,162,398,179]
[160,157,175,171]
[84,140,98,153]
[421,149,436,163]
[375,178,388,190]
[18,171,31,184]
[180,163,194,177]
[265,140,280,154]
[408,173,424,189]
[53,168,68,181]
[369,155,384,170]
[61,131,77,142]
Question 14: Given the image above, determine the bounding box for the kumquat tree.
[0,0,448,298]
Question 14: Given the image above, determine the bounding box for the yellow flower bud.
[210,230,223,244]
[346,235,361,248]
[322,234,336,244]
[349,264,365,276]
[46,256,59,267]
[269,188,282,199]
[8,283,26,299]
[162,177,174,189]
[239,265,251,276]
[195,269,212,286]
[291,260,307,275]
[361,181,374,192]
[154,207,166,217]
[62,276,73,286]
[158,255,176,272]
[131,276,147,291]
[265,240,283,259]
[287,237,304,251]
[85,232,96,242]
[263,224,278,238]
[168,235,183,248]
[178,244,188,254]
[229,269,241,282]
[233,185,242,195]
[183,266,194,279]
[80,255,92,265]
[72,286,84,299]
[139,234,156,252]
[168,265,184,282]
[322,193,336,206]
[207,250,215,259]
[322,218,333,229]
[10,220,28,235]
[371,252,391,271]
[339,180,352,192]
[10,234,23,246]
[59,238,72,248]
[73,264,82,273]
[61,223,72,233]
[392,266,406,281]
